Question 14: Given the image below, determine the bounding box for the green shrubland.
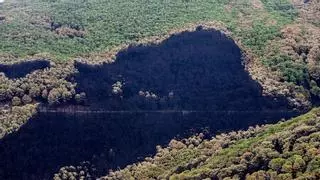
[0,0,295,60]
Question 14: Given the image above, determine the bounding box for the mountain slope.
[98,108,320,179]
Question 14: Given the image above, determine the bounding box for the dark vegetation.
[0,111,298,180]
[0,60,50,79]
[101,108,320,180]
[0,0,317,108]
[0,0,317,109]
[0,1,319,180]
[0,29,302,180]
[74,29,290,111]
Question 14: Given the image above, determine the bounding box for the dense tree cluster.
[0,104,37,139]
[0,62,80,106]
[259,4,320,105]
[277,23,320,85]
[292,0,320,27]
[53,162,96,180]
[0,60,88,139]
[101,108,320,180]
[234,0,320,110]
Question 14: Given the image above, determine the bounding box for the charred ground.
[74,29,289,111]
[0,29,301,180]
[0,60,50,79]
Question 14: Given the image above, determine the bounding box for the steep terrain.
[97,108,320,180]
[0,0,319,135]
[0,0,319,179]
[0,29,301,180]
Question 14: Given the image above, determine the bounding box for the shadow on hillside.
[0,28,300,179]
[75,28,289,110]
[0,111,299,180]
[0,60,50,79]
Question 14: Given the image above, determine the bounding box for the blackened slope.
[0,111,298,180]
[0,60,50,79]
[75,29,289,111]
[0,29,299,180]
[101,108,320,180]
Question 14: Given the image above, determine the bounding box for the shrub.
[48,88,61,105]
[75,92,86,104]
[307,156,320,172]
[29,86,41,98]
[269,158,286,173]
[11,96,21,106]
[22,94,32,104]
[310,80,320,97]
[265,54,308,84]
